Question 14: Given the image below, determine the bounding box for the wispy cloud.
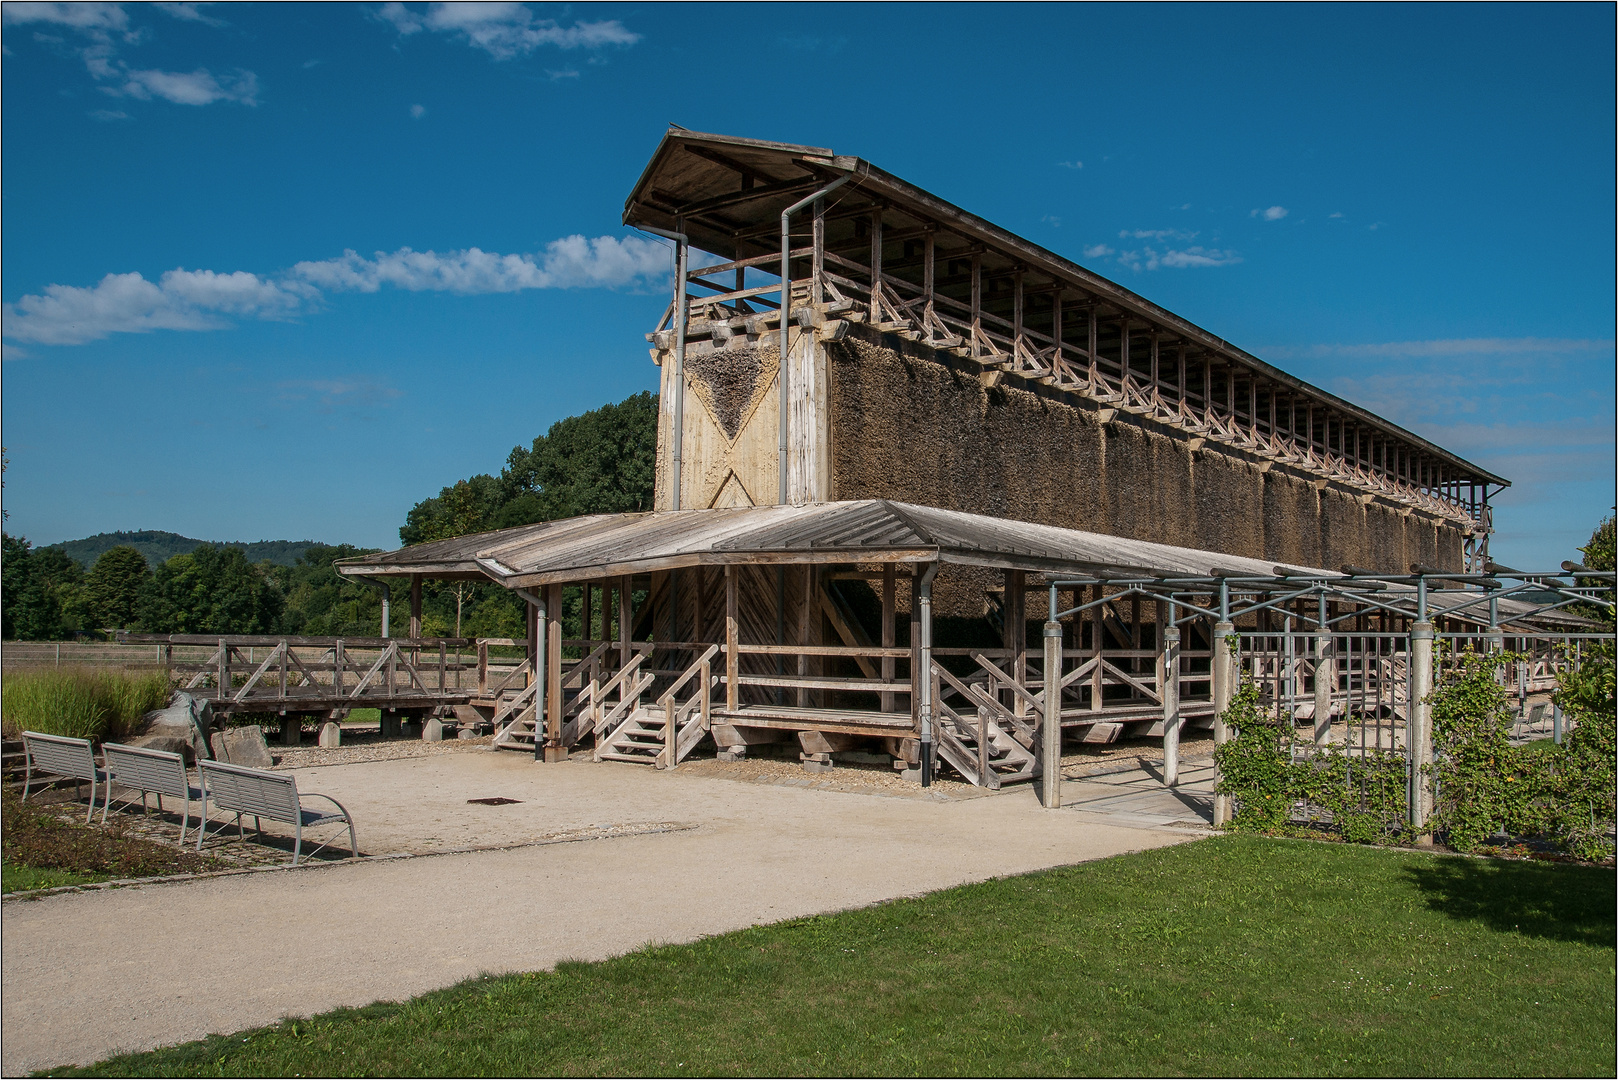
[377,2,640,60]
[88,107,129,121]
[1266,337,1614,361]
[3,235,672,347]
[1057,160,1083,170]
[1082,244,1114,259]
[107,66,257,105]
[151,2,225,26]
[276,378,403,413]
[1120,228,1196,242]
[410,102,426,118]
[1251,205,1288,221]
[1109,245,1242,272]
[2,1,257,107]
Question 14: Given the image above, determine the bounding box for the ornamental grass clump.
[0,667,169,741]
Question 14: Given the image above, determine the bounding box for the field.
[44,834,1615,1077]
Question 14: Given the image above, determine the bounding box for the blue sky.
[3,2,1613,569]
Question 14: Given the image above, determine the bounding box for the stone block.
[318,722,342,748]
[800,751,834,773]
[797,730,858,755]
[209,726,273,769]
[422,718,444,742]
[456,727,477,740]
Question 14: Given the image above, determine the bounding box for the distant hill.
[48,531,325,569]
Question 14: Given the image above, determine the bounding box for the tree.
[1,534,91,640]
[87,545,151,631]
[141,545,284,635]
[499,390,658,522]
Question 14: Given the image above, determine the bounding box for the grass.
[41,835,1616,1077]
[0,787,224,890]
[0,666,170,741]
[1,860,106,893]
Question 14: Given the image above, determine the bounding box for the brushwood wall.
[827,329,1465,577]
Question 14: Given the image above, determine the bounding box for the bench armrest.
[299,792,354,823]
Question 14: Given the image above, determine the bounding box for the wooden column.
[582,581,594,645]
[909,568,922,731]
[1162,627,1182,787]
[618,575,633,670]
[880,564,897,713]
[409,575,422,640]
[1089,585,1104,712]
[1004,570,1026,718]
[869,209,883,321]
[725,566,739,712]
[797,566,814,708]
[544,582,565,762]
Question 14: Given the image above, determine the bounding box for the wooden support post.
[1212,619,1235,826]
[477,640,487,697]
[409,575,422,641]
[881,564,896,713]
[970,252,982,355]
[869,210,883,321]
[1089,585,1104,712]
[725,566,739,712]
[218,638,229,699]
[545,582,565,762]
[797,566,813,708]
[1410,621,1435,844]
[1005,570,1026,718]
[1162,626,1181,787]
[334,640,344,697]
[619,575,633,670]
[1040,619,1063,808]
[583,581,594,645]
[1313,631,1333,744]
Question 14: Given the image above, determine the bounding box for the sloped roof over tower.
[622,126,1507,501]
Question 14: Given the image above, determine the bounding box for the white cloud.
[1,2,130,34]
[1082,244,1114,259]
[1119,228,1196,242]
[378,2,640,60]
[5,1,257,107]
[1108,245,1242,272]
[410,102,426,118]
[1328,211,1344,219]
[152,2,225,25]
[109,66,257,105]
[546,68,579,81]
[3,236,671,348]
[1,269,310,346]
[1251,206,1288,221]
[1268,337,1614,361]
[89,108,130,121]
[1058,160,1083,170]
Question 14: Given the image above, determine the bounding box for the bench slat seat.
[22,732,107,823]
[101,743,202,844]
[197,759,357,865]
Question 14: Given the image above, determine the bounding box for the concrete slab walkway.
[2,752,1207,1073]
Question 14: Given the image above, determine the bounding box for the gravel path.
[2,752,1202,1072]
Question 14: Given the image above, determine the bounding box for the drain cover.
[467,797,521,805]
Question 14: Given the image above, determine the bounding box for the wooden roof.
[622,127,1507,490]
[334,499,1302,586]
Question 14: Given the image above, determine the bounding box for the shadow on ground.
[1401,855,1616,947]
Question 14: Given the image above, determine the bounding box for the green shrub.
[0,667,170,741]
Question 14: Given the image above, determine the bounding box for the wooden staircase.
[595,644,719,769]
[930,657,1040,789]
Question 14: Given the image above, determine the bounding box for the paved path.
[2,752,1210,1072]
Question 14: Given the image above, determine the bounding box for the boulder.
[422,718,444,743]
[129,692,214,762]
[209,725,273,769]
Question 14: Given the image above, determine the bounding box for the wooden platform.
[713,705,915,738]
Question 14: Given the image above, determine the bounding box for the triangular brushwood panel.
[685,345,779,443]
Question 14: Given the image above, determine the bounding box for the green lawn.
[1,860,106,893]
[45,835,1615,1077]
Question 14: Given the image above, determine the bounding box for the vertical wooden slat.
[725,566,739,712]
[546,583,563,748]
[880,563,896,713]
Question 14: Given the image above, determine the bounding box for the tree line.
[1,391,658,641]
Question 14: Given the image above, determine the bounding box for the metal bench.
[21,732,107,823]
[196,759,357,865]
[100,743,204,844]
